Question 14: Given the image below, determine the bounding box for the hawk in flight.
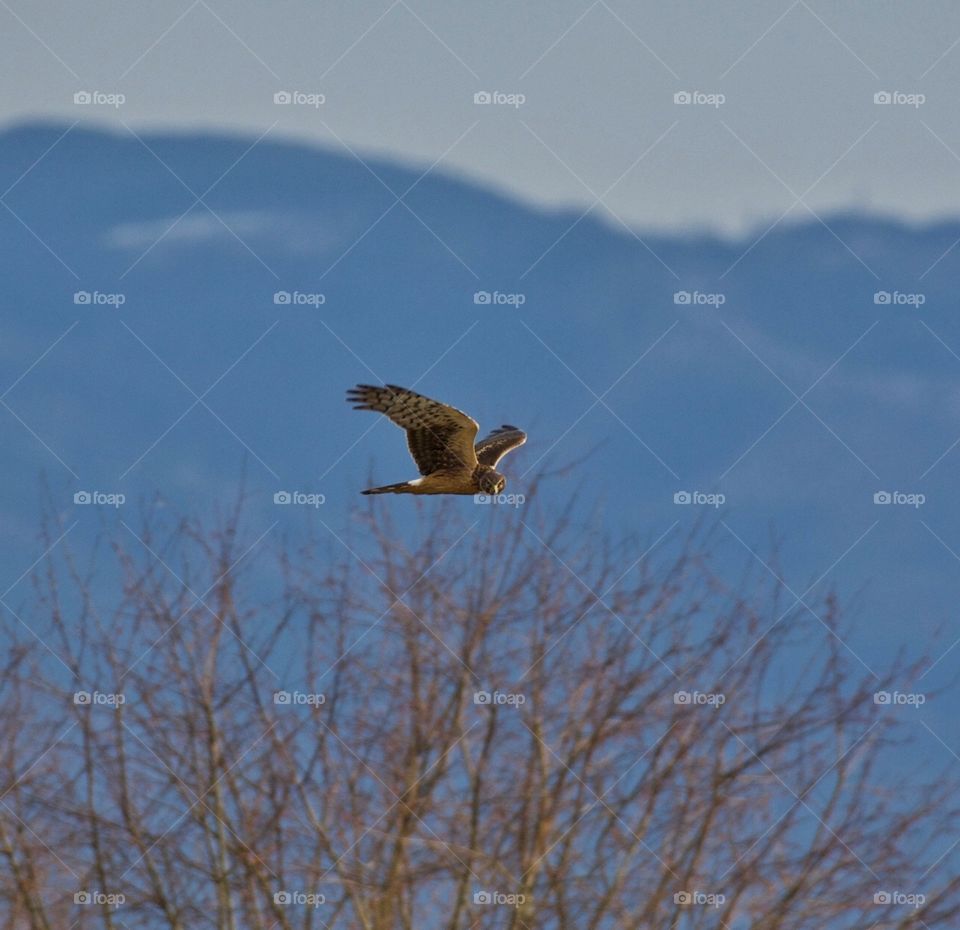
[347,384,526,496]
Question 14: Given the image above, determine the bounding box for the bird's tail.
[361,481,415,495]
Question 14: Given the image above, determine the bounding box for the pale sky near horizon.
[3,0,960,233]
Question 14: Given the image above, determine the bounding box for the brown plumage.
[346,384,526,496]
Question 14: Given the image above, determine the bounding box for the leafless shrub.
[0,488,956,929]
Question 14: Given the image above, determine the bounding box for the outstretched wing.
[347,384,479,476]
[475,425,526,467]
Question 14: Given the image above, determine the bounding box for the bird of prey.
[347,384,526,496]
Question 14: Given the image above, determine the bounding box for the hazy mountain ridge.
[2,121,959,677]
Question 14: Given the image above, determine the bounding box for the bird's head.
[478,468,506,496]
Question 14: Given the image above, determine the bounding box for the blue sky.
[4,0,960,231]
